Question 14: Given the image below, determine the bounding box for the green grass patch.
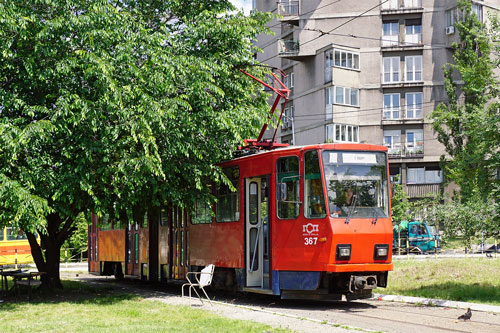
[385,258,500,305]
[0,281,288,333]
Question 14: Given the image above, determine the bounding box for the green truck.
[393,220,440,254]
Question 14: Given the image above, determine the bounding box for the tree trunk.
[26,213,75,289]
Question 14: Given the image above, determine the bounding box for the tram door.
[126,221,140,276]
[170,207,189,280]
[245,177,269,288]
[88,215,99,273]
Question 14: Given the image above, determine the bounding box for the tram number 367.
[304,237,318,245]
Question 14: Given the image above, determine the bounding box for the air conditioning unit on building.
[445,26,455,35]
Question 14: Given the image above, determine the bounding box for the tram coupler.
[349,275,378,292]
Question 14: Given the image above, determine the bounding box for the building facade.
[254,0,499,200]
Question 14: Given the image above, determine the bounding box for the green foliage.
[0,0,273,280]
[431,1,499,202]
[428,193,499,249]
[391,176,411,224]
[62,212,89,259]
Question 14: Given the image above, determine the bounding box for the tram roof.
[226,143,387,164]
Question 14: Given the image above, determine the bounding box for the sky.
[230,0,252,15]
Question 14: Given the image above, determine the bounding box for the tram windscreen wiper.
[344,194,357,224]
[372,207,378,224]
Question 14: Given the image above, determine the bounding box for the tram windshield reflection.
[321,151,389,218]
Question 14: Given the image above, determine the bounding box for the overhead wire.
[286,99,449,119]
[255,3,454,64]
[249,2,460,147]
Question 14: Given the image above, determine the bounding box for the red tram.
[89,143,393,300]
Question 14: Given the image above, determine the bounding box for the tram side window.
[6,227,27,240]
[99,214,112,230]
[192,201,213,224]
[160,208,169,226]
[216,166,240,222]
[277,156,300,219]
[305,150,327,218]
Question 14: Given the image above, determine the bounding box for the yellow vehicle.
[0,227,39,266]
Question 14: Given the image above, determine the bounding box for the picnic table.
[0,269,24,295]
[0,269,45,301]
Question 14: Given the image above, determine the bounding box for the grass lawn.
[384,258,500,305]
[0,281,288,333]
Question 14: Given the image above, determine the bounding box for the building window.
[471,4,483,22]
[289,72,294,88]
[390,167,402,184]
[325,50,333,82]
[405,19,422,45]
[405,92,423,118]
[282,106,294,130]
[383,57,400,83]
[326,124,334,142]
[382,0,398,10]
[383,93,400,119]
[325,87,334,120]
[334,86,359,107]
[216,166,240,222]
[405,129,424,154]
[382,21,399,47]
[407,167,442,184]
[404,0,422,9]
[405,55,422,82]
[384,130,402,155]
[327,124,359,143]
[334,49,360,70]
[446,9,457,29]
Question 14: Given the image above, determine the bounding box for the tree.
[62,212,89,261]
[0,0,272,288]
[431,193,498,251]
[431,1,499,202]
[390,176,411,225]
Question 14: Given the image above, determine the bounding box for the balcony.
[405,184,441,199]
[405,141,424,157]
[384,141,424,159]
[381,35,423,50]
[278,39,299,57]
[404,33,422,46]
[381,0,423,14]
[382,108,423,124]
[381,74,424,87]
[278,1,299,24]
[382,107,401,120]
[381,35,399,48]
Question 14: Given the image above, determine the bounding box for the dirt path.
[62,272,500,333]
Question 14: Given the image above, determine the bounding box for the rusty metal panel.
[159,224,170,265]
[139,227,149,263]
[98,229,126,262]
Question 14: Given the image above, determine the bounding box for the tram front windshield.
[322,151,389,218]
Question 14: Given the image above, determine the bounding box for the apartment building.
[254,0,498,200]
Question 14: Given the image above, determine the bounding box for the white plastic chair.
[182,264,215,305]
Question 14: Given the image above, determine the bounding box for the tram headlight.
[336,244,351,261]
[374,244,389,260]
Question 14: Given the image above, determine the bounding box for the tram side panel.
[158,215,170,281]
